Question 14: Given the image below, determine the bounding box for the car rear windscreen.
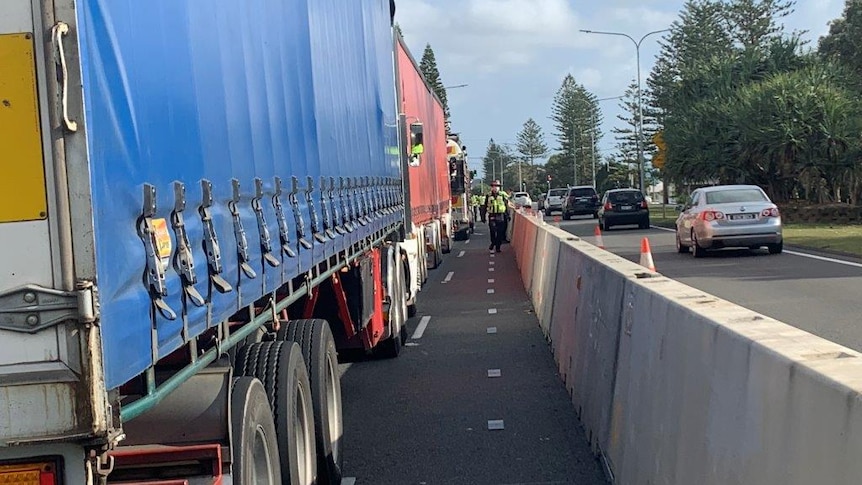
[705,189,767,204]
[549,189,567,197]
[608,191,643,203]
[569,188,595,197]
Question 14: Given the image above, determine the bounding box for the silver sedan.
[675,185,783,257]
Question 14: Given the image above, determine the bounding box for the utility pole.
[580,28,670,192]
[590,111,596,188]
[572,122,578,186]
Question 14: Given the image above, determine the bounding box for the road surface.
[557,216,862,352]
[339,236,608,484]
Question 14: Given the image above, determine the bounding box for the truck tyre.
[275,320,344,484]
[228,325,266,369]
[377,273,405,358]
[230,376,283,485]
[398,269,410,344]
[237,342,317,485]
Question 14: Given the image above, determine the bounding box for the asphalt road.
[556,215,862,352]
[338,236,608,484]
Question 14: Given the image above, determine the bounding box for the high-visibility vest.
[486,193,507,214]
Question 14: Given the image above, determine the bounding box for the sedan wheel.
[676,232,688,254]
[691,230,707,258]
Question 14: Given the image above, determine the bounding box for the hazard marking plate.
[488,420,505,430]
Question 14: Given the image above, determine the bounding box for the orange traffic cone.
[594,225,605,249]
[640,237,656,272]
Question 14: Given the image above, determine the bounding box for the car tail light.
[700,210,725,222]
[0,461,59,485]
[761,207,780,218]
[604,202,613,211]
[640,200,648,209]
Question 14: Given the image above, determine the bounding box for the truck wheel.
[228,325,266,369]
[377,273,405,358]
[230,377,283,485]
[237,342,317,485]
[275,320,344,484]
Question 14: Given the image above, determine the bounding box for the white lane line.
[458,250,466,258]
[487,327,497,333]
[490,253,495,258]
[488,419,505,430]
[488,278,495,283]
[342,478,357,485]
[488,369,501,378]
[488,308,497,314]
[465,239,470,244]
[489,261,495,266]
[411,316,431,339]
[651,225,862,269]
[487,288,495,294]
[488,268,495,272]
[442,271,454,283]
[784,250,862,269]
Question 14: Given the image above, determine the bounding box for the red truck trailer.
[395,34,452,315]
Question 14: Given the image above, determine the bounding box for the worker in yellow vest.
[484,180,508,252]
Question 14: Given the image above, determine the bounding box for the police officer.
[484,180,508,252]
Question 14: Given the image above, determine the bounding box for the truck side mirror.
[410,122,424,153]
[408,122,424,167]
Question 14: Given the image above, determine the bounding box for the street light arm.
[579,29,636,47]
[637,29,671,47]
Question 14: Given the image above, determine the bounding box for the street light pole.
[580,28,670,193]
[572,122,578,186]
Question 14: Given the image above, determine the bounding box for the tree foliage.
[516,118,549,166]
[419,44,450,121]
[647,0,862,204]
[550,75,602,186]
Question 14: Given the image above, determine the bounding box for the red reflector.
[0,461,57,485]
[604,202,613,211]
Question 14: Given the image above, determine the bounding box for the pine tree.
[613,81,660,188]
[550,75,602,186]
[727,0,795,50]
[482,139,515,188]
[516,118,549,166]
[394,23,404,39]
[419,44,450,120]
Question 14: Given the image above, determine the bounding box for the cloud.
[575,67,603,90]
[467,0,578,36]
[397,0,599,73]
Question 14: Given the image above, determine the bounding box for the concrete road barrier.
[511,211,862,485]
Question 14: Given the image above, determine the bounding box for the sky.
[394,0,846,177]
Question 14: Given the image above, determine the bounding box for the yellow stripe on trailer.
[0,33,47,223]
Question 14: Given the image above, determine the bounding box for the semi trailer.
[0,0,450,483]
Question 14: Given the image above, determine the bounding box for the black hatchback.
[598,189,650,230]
[561,186,600,220]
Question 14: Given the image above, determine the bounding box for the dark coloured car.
[598,189,650,230]
[561,186,600,220]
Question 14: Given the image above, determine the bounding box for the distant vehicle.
[512,191,533,208]
[562,186,600,220]
[675,185,783,257]
[599,189,650,230]
[544,188,568,214]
